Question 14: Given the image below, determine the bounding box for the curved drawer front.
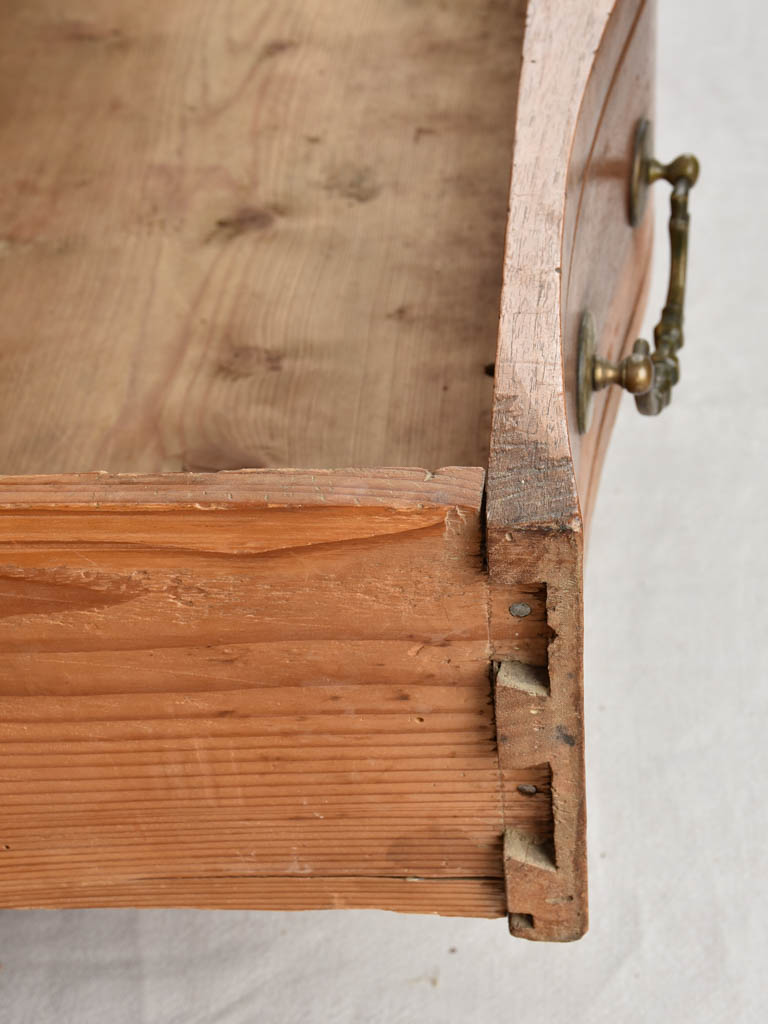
[563,0,655,526]
[487,0,655,941]
[0,0,658,943]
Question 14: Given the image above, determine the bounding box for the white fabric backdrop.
[1,1,765,1020]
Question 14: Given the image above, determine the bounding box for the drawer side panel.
[0,466,542,918]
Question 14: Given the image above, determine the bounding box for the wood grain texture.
[0,467,487,510]
[486,0,655,940]
[0,0,658,937]
[0,0,524,475]
[0,876,507,918]
[488,0,654,533]
[0,468,552,916]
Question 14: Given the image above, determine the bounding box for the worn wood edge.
[488,0,651,541]
[0,875,507,918]
[0,466,485,510]
[487,0,620,536]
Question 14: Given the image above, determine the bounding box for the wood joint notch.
[490,571,587,941]
[503,825,583,942]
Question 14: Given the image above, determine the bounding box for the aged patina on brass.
[577,119,700,433]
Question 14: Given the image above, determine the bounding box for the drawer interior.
[0,0,525,476]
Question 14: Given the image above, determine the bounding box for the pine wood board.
[0,876,507,918]
[0,467,550,916]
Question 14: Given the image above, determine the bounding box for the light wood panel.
[0,468,551,916]
[0,0,525,475]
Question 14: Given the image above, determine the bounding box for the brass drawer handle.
[577,119,700,432]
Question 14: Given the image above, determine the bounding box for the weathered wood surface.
[0,877,507,918]
[0,0,658,938]
[0,0,524,476]
[0,467,486,510]
[0,468,551,916]
[486,0,655,939]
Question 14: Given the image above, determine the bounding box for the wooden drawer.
[0,0,657,940]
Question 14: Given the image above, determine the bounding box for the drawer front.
[563,0,656,526]
[487,0,655,941]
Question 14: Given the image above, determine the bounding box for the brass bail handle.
[577,119,700,433]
